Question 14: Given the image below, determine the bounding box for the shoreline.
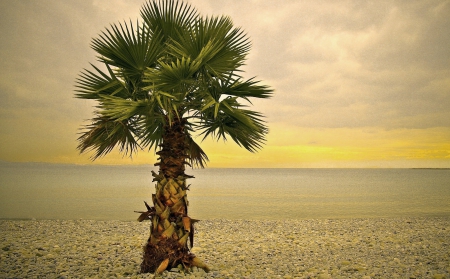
[2,214,450,222]
[1,218,449,278]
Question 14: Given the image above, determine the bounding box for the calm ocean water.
[0,162,449,221]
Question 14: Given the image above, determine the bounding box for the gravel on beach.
[1,218,449,279]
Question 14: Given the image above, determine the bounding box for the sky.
[0,0,449,168]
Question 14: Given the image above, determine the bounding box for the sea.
[0,162,449,221]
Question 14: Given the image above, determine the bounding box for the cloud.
[223,0,450,129]
[0,0,448,166]
[0,1,142,162]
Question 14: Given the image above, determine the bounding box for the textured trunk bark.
[140,116,209,274]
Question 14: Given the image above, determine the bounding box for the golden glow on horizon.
[1,123,448,168]
[197,125,450,168]
[36,125,448,168]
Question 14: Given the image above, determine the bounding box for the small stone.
[191,247,203,254]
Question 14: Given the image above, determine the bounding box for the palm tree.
[75,0,272,274]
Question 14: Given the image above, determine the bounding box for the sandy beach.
[1,218,449,278]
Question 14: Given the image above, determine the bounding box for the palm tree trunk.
[140,116,209,274]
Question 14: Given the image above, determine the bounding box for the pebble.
[0,218,449,278]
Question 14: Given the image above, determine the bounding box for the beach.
[1,218,449,278]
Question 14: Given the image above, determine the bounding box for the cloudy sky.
[1,0,449,168]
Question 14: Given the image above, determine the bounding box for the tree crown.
[76,0,273,167]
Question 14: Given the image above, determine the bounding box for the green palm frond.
[75,63,129,100]
[143,56,201,93]
[95,94,169,151]
[77,116,140,160]
[91,20,163,80]
[194,76,272,116]
[185,135,208,168]
[199,16,250,77]
[140,0,198,43]
[214,77,273,100]
[167,15,250,80]
[137,113,165,151]
[200,101,268,152]
[96,95,153,121]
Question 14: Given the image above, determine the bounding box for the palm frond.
[199,102,268,152]
[77,116,140,160]
[199,16,250,77]
[93,95,168,152]
[91,20,164,80]
[167,15,250,80]
[192,76,272,119]
[75,63,129,100]
[140,0,198,43]
[136,113,165,151]
[215,77,273,100]
[96,95,154,121]
[143,56,201,93]
[185,134,208,168]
